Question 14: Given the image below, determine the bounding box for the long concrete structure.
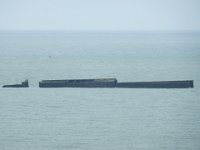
[2,79,193,88]
[39,78,193,88]
[39,78,117,88]
[116,80,193,88]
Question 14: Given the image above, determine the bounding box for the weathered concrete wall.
[3,80,29,88]
[39,78,117,88]
[116,80,193,88]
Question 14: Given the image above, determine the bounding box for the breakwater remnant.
[39,78,117,88]
[3,80,29,88]
[39,78,193,88]
[116,80,193,88]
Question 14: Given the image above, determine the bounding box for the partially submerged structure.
[2,78,193,88]
[39,78,117,88]
[116,80,193,88]
[39,78,193,88]
[3,80,29,88]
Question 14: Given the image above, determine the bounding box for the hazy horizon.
[0,29,200,32]
[0,0,200,31]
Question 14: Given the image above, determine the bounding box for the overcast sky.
[0,0,199,30]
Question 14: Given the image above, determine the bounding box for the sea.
[0,31,200,150]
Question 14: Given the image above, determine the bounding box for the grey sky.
[0,0,199,30]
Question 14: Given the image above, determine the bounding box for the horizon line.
[0,29,200,32]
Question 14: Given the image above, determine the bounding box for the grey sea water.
[0,31,200,150]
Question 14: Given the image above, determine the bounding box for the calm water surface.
[0,31,200,150]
